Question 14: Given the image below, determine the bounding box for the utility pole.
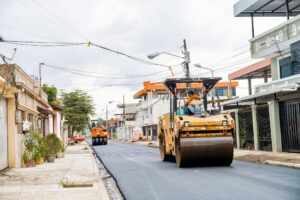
[106,105,108,126]
[39,63,44,96]
[183,39,190,78]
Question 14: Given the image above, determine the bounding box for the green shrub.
[23,130,38,160]
[44,133,61,155]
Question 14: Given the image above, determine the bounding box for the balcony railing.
[255,74,300,94]
[250,14,300,58]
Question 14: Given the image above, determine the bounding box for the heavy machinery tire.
[92,138,95,146]
[159,134,171,161]
[175,137,184,168]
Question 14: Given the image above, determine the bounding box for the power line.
[43,63,171,78]
[0,24,60,42]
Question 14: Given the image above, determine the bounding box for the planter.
[56,152,64,158]
[36,157,45,165]
[25,159,36,167]
[46,154,56,163]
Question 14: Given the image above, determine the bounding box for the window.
[280,41,300,79]
[232,87,236,97]
[280,57,291,78]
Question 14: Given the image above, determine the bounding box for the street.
[92,140,300,200]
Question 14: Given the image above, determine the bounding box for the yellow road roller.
[158,78,234,167]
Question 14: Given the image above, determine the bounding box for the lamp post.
[194,64,214,77]
[147,39,191,78]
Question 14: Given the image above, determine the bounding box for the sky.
[0,0,286,118]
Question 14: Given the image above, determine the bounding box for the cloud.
[0,0,286,115]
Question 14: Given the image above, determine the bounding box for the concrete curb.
[262,160,300,169]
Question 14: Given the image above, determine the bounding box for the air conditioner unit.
[23,121,32,133]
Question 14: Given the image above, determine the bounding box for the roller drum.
[176,137,233,166]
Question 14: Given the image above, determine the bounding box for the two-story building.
[223,0,300,153]
[0,64,65,168]
[133,80,239,141]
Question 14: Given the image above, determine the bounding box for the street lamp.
[194,64,214,77]
[147,39,191,78]
[147,52,185,60]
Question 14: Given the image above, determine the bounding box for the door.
[0,98,8,170]
[280,100,300,153]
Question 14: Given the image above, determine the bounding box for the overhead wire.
[43,63,171,78]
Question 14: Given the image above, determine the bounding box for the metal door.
[0,98,8,170]
[280,100,300,153]
[238,109,254,150]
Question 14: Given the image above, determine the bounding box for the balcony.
[255,73,300,94]
[250,14,300,58]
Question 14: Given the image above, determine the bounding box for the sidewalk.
[131,140,300,169]
[0,142,109,200]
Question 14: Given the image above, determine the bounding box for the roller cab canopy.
[164,77,222,96]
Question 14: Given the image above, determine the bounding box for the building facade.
[224,0,300,153]
[0,64,65,168]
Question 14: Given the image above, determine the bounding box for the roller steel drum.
[175,137,233,167]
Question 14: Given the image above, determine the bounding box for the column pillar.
[248,77,252,95]
[7,98,19,167]
[251,105,259,151]
[268,100,282,152]
[234,110,240,149]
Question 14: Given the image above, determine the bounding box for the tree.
[96,118,106,126]
[42,84,58,102]
[61,90,95,133]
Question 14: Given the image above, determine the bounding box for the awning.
[234,0,300,17]
[228,59,271,80]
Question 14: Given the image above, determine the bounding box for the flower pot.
[56,152,64,158]
[36,157,45,165]
[25,159,36,167]
[46,154,56,163]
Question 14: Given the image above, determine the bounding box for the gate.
[0,98,8,170]
[230,112,237,148]
[257,105,272,151]
[238,109,254,150]
[280,100,300,153]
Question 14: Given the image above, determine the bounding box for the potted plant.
[23,131,37,167]
[23,150,36,167]
[44,133,61,163]
[56,141,65,158]
[32,132,46,165]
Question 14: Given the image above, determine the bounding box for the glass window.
[280,57,291,78]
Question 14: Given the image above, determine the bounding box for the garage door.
[0,98,8,170]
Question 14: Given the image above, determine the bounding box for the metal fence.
[257,105,272,151]
[238,109,254,150]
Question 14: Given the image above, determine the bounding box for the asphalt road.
[92,140,300,200]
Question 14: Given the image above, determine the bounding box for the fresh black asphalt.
[92,140,300,200]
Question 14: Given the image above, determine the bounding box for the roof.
[133,80,239,99]
[164,77,221,96]
[234,0,300,17]
[228,59,271,80]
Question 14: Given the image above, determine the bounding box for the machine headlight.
[222,120,228,126]
[184,121,190,127]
